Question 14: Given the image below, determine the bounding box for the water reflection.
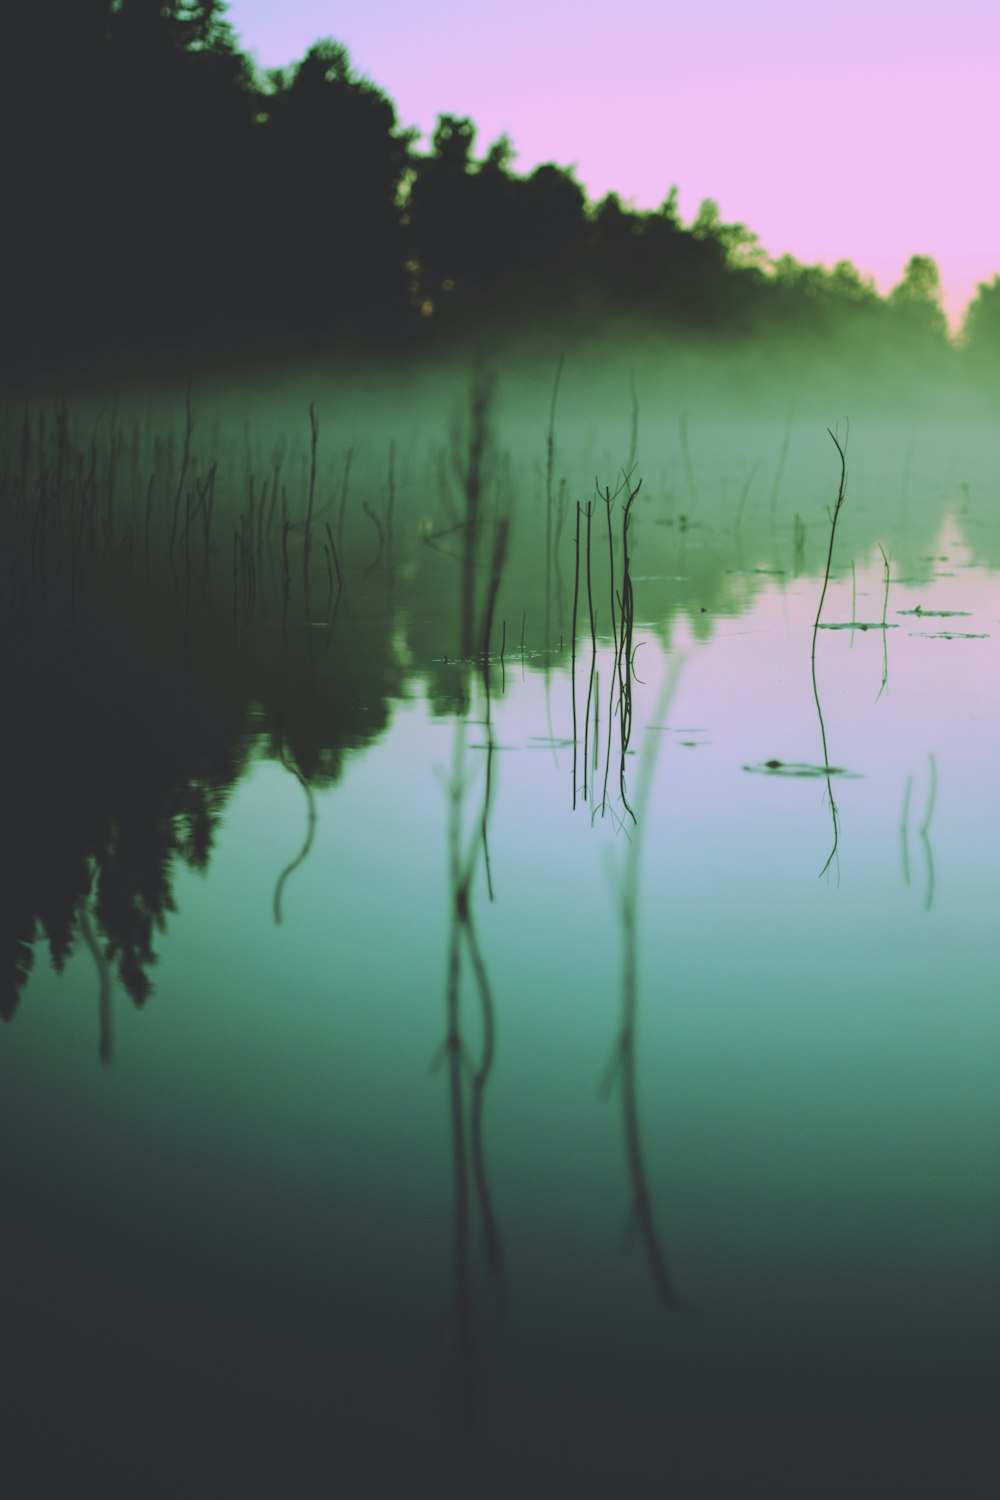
[431,379,510,1442]
[0,392,983,1033]
[901,752,939,912]
[77,866,113,1064]
[921,752,938,912]
[604,660,688,1313]
[3,385,999,1492]
[271,746,318,926]
[435,703,505,1436]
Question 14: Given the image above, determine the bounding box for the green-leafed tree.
[888,255,949,343]
[961,276,1000,370]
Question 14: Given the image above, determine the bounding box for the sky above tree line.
[223,0,995,328]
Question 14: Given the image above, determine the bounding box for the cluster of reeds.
[0,394,383,650]
[571,470,642,822]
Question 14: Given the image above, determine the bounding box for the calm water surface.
[2,401,998,1496]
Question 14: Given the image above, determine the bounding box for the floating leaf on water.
[816,620,899,631]
[897,606,970,617]
[911,631,989,640]
[743,759,861,779]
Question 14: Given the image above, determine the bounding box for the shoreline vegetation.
[4,3,1000,379]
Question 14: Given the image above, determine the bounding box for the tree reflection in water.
[77,864,113,1064]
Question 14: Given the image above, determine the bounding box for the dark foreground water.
[1,395,998,1496]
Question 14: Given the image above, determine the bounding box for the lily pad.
[743,759,861,779]
[816,621,898,631]
[911,631,989,640]
[897,606,970,617]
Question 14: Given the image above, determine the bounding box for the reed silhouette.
[571,500,582,808]
[876,543,891,699]
[582,500,597,800]
[811,428,848,878]
[544,355,564,653]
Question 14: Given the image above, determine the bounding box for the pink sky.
[224,1,998,327]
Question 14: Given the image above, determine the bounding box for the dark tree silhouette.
[0,5,987,367]
[259,40,412,335]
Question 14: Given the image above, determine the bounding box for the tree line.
[4,1,999,367]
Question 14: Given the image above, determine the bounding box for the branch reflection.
[431,376,508,1444]
[604,658,690,1313]
[272,744,318,926]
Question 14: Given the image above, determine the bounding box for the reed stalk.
[583,501,596,800]
[571,502,581,808]
[811,428,848,878]
[544,355,564,651]
[876,543,890,699]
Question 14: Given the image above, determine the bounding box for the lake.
[1,364,998,1496]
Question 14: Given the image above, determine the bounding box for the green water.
[1,391,998,1496]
